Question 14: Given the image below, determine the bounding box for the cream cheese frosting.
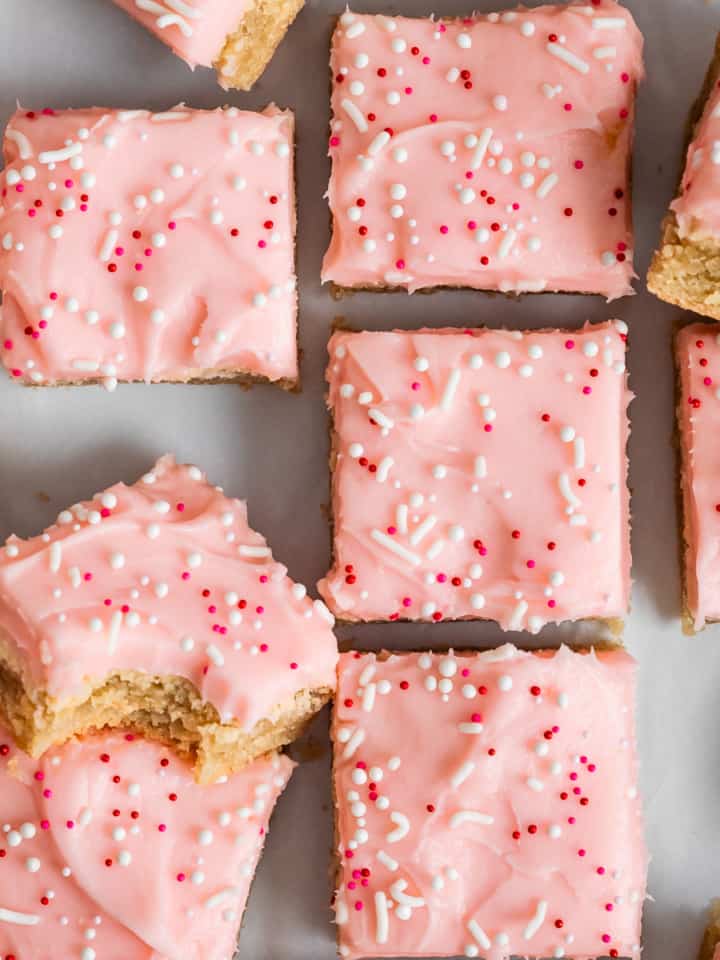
[676,324,720,629]
[319,322,632,632]
[0,105,297,388]
[0,725,293,960]
[332,645,646,960]
[111,0,251,70]
[671,76,720,241]
[322,3,644,297]
[0,454,337,731]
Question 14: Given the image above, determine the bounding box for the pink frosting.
[0,454,337,729]
[111,0,250,70]
[322,3,644,297]
[332,646,646,960]
[0,726,293,960]
[0,105,297,388]
[671,76,720,240]
[676,324,720,628]
[319,322,632,632]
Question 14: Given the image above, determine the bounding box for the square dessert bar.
[0,726,293,960]
[322,3,644,297]
[700,902,720,960]
[0,105,297,388]
[112,0,305,91]
[675,324,720,631]
[332,646,646,960]
[0,455,337,783]
[648,35,720,320]
[319,322,632,633]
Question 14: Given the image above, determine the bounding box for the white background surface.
[0,1,717,958]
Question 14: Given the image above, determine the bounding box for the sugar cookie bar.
[648,35,720,320]
[322,3,644,296]
[112,0,305,90]
[319,322,631,633]
[0,105,297,388]
[331,646,646,960]
[675,323,720,631]
[0,725,293,959]
[0,455,337,782]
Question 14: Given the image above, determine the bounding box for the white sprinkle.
[471,128,493,169]
[498,229,517,259]
[494,351,511,369]
[341,99,368,132]
[345,21,366,38]
[206,644,225,667]
[440,368,461,410]
[592,16,627,29]
[457,32,472,49]
[508,600,528,630]
[369,408,394,430]
[38,143,82,164]
[468,919,492,950]
[451,761,476,788]
[527,777,544,793]
[371,529,421,566]
[547,42,590,73]
[238,545,272,558]
[474,456,487,479]
[344,728,366,758]
[536,173,559,199]
[386,811,410,842]
[493,95,508,111]
[574,437,586,469]
[377,850,399,871]
[49,541,62,573]
[593,45,617,59]
[376,457,394,483]
[450,810,494,827]
[375,891,389,944]
[558,473,581,507]
[410,514,437,546]
[368,132,390,156]
[524,900,548,940]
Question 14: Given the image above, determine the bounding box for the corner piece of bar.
[0,105,297,388]
[0,725,294,958]
[0,455,337,782]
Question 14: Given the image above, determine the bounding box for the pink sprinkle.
[3,340,12,350]
[548,599,556,608]
[158,824,167,832]
[387,526,397,535]
[436,573,447,583]
[404,87,413,95]
[583,386,592,395]
[396,258,405,269]
[588,763,596,772]
[290,662,298,670]
[144,248,152,256]
[11,369,23,378]
[411,381,420,390]
[49,292,58,300]
[43,789,52,798]
[134,263,143,271]
[28,208,36,218]
[80,204,88,212]
[465,171,474,180]
[177,873,186,882]
[440,225,449,234]
[484,424,492,432]
[66,820,74,830]
[422,56,430,64]
[429,113,438,123]
[15,184,24,193]
[704,377,712,386]
[348,881,356,890]
[526,560,535,569]
[115,247,124,256]
[568,816,576,824]
[602,935,611,944]
[39,320,47,330]
[258,240,267,249]
[181,572,190,580]
[40,820,50,830]
[176,502,185,512]
[402,597,412,607]
[564,102,573,111]
[461,668,469,677]
[565,339,575,350]
[578,848,586,857]
[330,136,341,147]
[354,902,363,911]
[260,574,268,583]
[260,643,269,652]
[574,160,584,170]
[64,179,74,188]
[34,771,44,781]
[597,867,606,875]
[168,221,177,230]
[471,713,482,723]
[605,904,614,912]
[256,605,264,615]
[570,772,578,781]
